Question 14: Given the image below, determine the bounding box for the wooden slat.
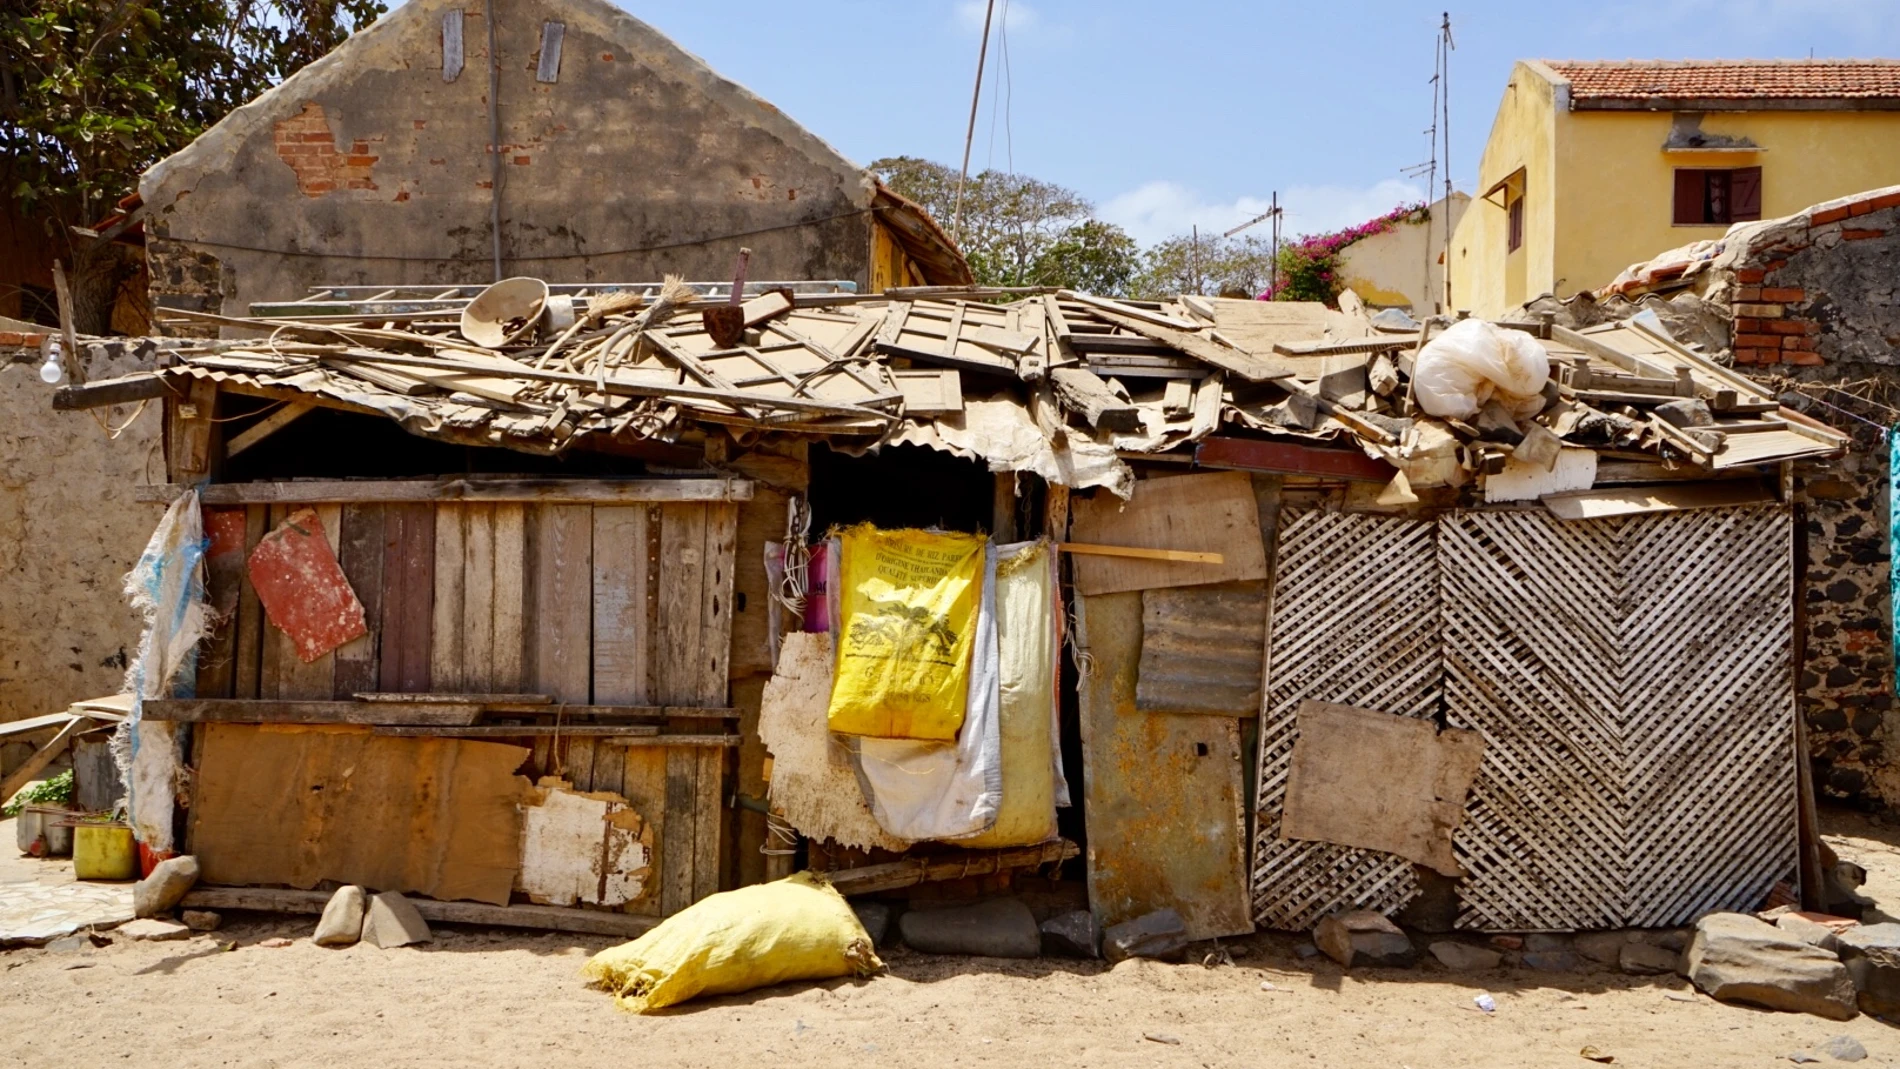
[233,506,268,699]
[430,503,467,691]
[694,747,724,902]
[592,506,652,703]
[491,503,527,691]
[378,503,435,692]
[656,504,709,706]
[179,886,659,938]
[663,748,698,914]
[461,503,497,689]
[698,503,738,703]
[332,503,385,697]
[531,504,594,704]
[619,747,668,915]
[198,508,248,700]
[144,699,480,725]
[135,478,754,505]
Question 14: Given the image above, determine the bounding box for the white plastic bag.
[1412,319,1550,420]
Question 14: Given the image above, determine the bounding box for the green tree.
[1131,232,1276,300]
[871,156,1139,294]
[1,0,385,332]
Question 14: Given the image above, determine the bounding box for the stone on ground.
[1819,1035,1867,1062]
[897,898,1038,958]
[44,934,90,953]
[1040,910,1099,959]
[1834,921,1900,1019]
[1314,911,1415,969]
[314,885,368,947]
[133,855,200,918]
[1429,940,1501,970]
[850,901,891,947]
[181,909,222,932]
[363,890,431,949]
[1776,913,1844,952]
[1684,912,1857,1020]
[1575,931,1638,965]
[1102,908,1189,964]
[1619,942,1681,976]
[1522,950,1583,972]
[119,918,191,942]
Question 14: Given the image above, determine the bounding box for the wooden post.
[992,472,1016,542]
[51,259,85,385]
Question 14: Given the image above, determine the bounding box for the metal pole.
[1270,192,1279,297]
[1191,224,1199,295]
[486,0,503,281]
[952,0,997,245]
[1441,12,1454,312]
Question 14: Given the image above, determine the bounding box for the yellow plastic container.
[72,823,137,881]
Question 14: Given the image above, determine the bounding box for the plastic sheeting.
[959,541,1066,848]
[853,543,1003,841]
[1412,318,1550,420]
[116,490,209,852]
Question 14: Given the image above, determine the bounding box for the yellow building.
[1450,60,1900,317]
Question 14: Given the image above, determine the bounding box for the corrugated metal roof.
[1136,581,1267,717]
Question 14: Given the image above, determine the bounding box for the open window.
[1481,167,1528,254]
[1673,167,1761,225]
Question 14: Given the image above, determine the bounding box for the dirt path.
[2,813,1896,1068]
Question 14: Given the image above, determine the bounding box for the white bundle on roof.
[1412,318,1551,421]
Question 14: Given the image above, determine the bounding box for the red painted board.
[247,507,368,663]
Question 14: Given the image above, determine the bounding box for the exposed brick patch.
[1735,317,1762,333]
[1766,319,1818,335]
[1732,348,1760,364]
[1811,206,1852,225]
[1782,335,1818,350]
[1763,258,1789,272]
[1843,228,1887,241]
[513,155,531,165]
[1735,332,1783,348]
[1760,287,1806,302]
[272,101,381,196]
[1735,303,1785,318]
[1735,286,1763,302]
[1850,191,1900,215]
[1755,348,1782,365]
[1783,349,1824,365]
[1737,268,1767,283]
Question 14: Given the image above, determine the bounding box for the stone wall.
[0,337,163,723]
[1709,187,1900,808]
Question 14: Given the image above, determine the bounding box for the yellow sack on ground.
[828,525,986,740]
[581,871,882,1013]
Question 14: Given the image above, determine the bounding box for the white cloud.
[1099,178,1431,248]
[954,0,1042,37]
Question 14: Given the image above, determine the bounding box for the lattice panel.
[1252,510,1439,930]
[1444,505,1796,930]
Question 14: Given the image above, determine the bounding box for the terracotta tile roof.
[1542,60,1900,103]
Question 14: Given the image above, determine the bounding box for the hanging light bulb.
[38,341,65,385]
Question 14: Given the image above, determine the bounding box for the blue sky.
[626,0,1900,246]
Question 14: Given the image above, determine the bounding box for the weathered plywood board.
[1076,592,1252,941]
[378,503,435,693]
[198,507,249,700]
[531,504,594,704]
[332,503,385,697]
[1281,700,1483,877]
[1069,472,1267,595]
[192,723,530,905]
[256,505,354,697]
[756,632,905,853]
[592,506,653,703]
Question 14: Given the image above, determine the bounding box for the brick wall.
[1711,186,1900,808]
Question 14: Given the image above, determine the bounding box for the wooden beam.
[177,886,661,937]
[143,699,481,725]
[0,717,84,805]
[225,402,316,458]
[1060,296,1291,383]
[52,371,174,411]
[134,477,755,506]
[51,259,83,385]
[1049,367,1142,432]
[372,728,739,746]
[1193,436,1398,482]
[819,839,1078,896]
[1059,542,1224,565]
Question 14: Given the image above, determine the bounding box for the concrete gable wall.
[142,0,877,314]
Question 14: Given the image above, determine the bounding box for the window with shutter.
[1507,195,1524,253]
[1731,167,1763,222]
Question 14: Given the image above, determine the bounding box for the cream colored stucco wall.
[1449,62,1560,317]
[1339,192,1470,314]
[1556,109,1900,297]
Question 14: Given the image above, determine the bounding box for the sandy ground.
[2,811,1897,1068]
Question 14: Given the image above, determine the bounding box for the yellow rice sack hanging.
[828,525,986,740]
[581,871,882,1013]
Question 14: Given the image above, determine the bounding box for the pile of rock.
[1684,911,1897,1021]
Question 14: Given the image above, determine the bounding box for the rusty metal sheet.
[1076,592,1253,941]
[1136,581,1266,717]
[247,507,368,663]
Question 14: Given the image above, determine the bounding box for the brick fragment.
[1849,191,1900,214]
[1783,335,1819,350]
[1734,317,1762,333]
[1760,287,1805,302]
[1766,320,1817,335]
[1784,349,1825,366]
[1811,206,1852,225]
[1732,348,1760,365]
[1736,333,1782,348]
[1843,228,1886,241]
[1756,349,1782,366]
[1734,303,1785,318]
[1736,268,1767,283]
[1735,286,1763,302]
